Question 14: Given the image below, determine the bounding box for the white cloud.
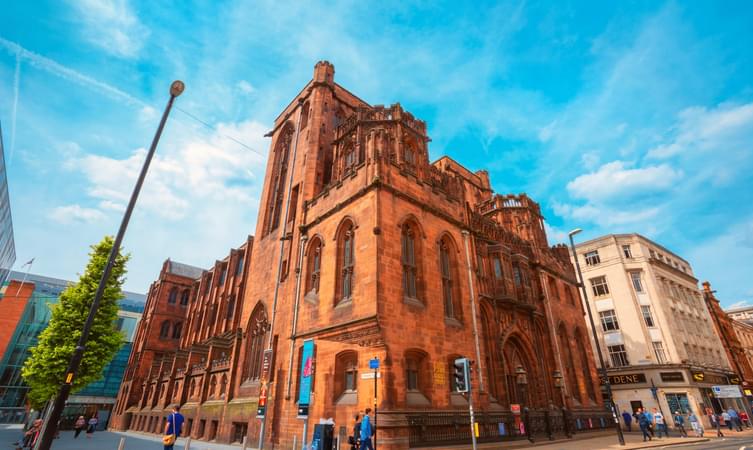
[67,0,149,58]
[648,102,753,159]
[237,80,255,95]
[49,204,106,224]
[728,300,752,310]
[566,160,682,203]
[68,120,269,221]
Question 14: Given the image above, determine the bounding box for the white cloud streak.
[0,37,146,108]
[49,204,107,224]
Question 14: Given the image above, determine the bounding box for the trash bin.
[311,423,335,450]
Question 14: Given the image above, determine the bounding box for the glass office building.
[0,122,16,286]
[0,272,144,425]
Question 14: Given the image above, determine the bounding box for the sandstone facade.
[111,62,608,448]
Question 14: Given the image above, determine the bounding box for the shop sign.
[706,374,729,385]
[712,385,742,398]
[660,372,685,382]
[744,389,753,397]
[692,372,705,382]
[600,373,647,385]
[729,375,742,385]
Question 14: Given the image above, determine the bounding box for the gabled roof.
[166,260,205,280]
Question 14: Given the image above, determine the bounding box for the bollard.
[184,437,191,450]
[118,436,126,450]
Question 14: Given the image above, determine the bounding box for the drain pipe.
[285,234,308,399]
[259,99,303,450]
[461,230,485,392]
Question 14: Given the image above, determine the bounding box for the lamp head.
[568,228,583,237]
[170,80,185,97]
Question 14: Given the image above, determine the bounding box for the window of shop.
[665,393,691,414]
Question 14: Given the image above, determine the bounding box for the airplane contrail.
[0,36,147,109]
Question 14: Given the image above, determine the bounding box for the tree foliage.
[21,236,130,408]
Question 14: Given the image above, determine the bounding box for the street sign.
[361,372,382,380]
[256,383,268,418]
[369,358,380,370]
[261,349,273,382]
[712,385,742,398]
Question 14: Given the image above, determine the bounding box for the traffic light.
[453,357,471,393]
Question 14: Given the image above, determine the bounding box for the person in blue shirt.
[637,409,652,442]
[360,408,374,450]
[163,405,185,450]
[621,410,632,432]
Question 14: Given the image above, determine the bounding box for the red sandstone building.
[111,62,610,448]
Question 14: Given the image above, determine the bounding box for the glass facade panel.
[0,125,15,285]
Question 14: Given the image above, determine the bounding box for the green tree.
[21,236,130,408]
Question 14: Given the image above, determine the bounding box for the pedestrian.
[86,415,98,438]
[741,410,750,428]
[20,419,42,449]
[673,411,687,437]
[637,409,652,442]
[709,412,724,437]
[74,415,86,438]
[162,405,184,450]
[727,407,743,431]
[645,408,655,437]
[350,414,361,450]
[688,412,704,437]
[621,410,632,432]
[653,408,669,438]
[722,410,733,431]
[360,408,374,450]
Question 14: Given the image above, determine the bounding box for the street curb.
[621,438,710,449]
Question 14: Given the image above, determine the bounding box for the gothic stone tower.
[237,62,606,449]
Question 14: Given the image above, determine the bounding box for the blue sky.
[1,1,752,307]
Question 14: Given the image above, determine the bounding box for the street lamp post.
[568,228,625,446]
[35,81,184,450]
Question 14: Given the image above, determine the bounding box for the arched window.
[575,328,597,403]
[401,223,418,300]
[209,375,217,398]
[172,322,182,339]
[190,378,197,398]
[405,349,431,406]
[439,235,462,320]
[243,303,269,381]
[404,145,415,165]
[180,289,190,306]
[159,321,170,339]
[343,143,356,172]
[168,287,178,304]
[264,123,294,235]
[336,221,355,303]
[300,101,310,131]
[306,237,323,297]
[226,295,236,321]
[440,241,454,317]
[558,325,579,403]
[220,374,228,398]
[334,351,358,404]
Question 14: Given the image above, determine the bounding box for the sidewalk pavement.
[429,427,753,450]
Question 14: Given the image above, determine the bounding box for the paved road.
[0,426,247,450]
[653,436,753,449]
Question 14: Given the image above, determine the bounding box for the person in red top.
[741,410,750,428]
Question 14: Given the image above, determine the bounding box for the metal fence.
[406,408,612,447]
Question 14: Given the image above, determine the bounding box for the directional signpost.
[370,357,379,450]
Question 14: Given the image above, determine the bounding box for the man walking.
[360,408,374,450]
[637,409,652,442]
[709,411,724,437]
[621,410,632,432]
[728,407,743,431]
[653,408,669,438]
[673,411,687,437]
[163,405,185,450]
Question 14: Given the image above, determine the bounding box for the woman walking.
[86,415,98,438]
[74,416,87,438]
[688,412,704,437]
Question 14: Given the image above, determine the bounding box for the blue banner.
[298,339,315,409]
